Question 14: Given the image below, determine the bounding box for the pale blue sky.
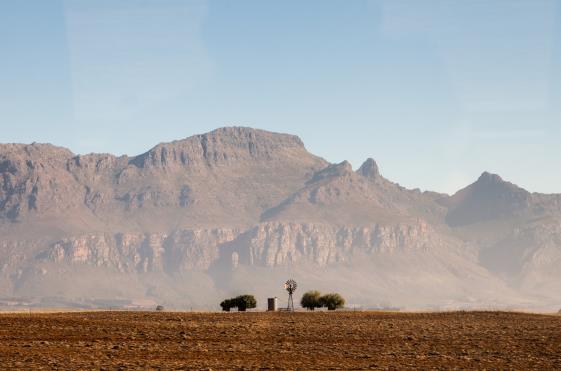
[0,0,560,194]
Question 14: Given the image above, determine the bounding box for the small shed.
[267,297,278,311]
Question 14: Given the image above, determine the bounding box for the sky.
[0,0,560,194]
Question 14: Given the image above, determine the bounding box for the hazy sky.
[1,0,560,194]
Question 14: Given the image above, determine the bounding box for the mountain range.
[1,127,560,310]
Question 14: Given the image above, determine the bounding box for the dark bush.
[220,299,234,312]
[300,290,322,311]
[220,295,257,312]
[319,293,345,310]
[235,294,257,311]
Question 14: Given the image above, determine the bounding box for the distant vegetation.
[301,291,345,311]
[300,290,322,311]
[320,293,345,310]
[220,295,257,312]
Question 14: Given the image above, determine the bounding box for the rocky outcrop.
[243,221,440,267]
[129,127,310,170]
[0,143,81,220]
[0,240,40,274]
[38,221,440,272]
[357,158,380,180]
[45,228,240,273]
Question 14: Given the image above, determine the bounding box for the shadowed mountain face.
[441,172,533,227]
[1,127,560,310]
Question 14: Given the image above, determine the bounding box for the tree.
[300,290,322,311]
[319,293,345,311]
[220,295,257,312]
[220,299,234,312]
[235,295,257,312]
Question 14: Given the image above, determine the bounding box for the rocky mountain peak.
[357,158,380,179]
[471,172,529,198]
[444,172,532,227]
[129,126,310,169]
[204,126,304,146]
[477,171,504,185]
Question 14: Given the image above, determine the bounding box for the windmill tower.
[284,279,297,312]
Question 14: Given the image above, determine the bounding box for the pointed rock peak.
[445,171,532,227]
[476,171,504,184]
[447,171,529,202]
[357,158,380,179]
[472,171,529,196]
[465,171,528,195]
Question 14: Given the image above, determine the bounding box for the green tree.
[235,295,257,312]
[220,298,233,311]
[300,290,322,311]
[319,293,345,311]
[220,295,257,312]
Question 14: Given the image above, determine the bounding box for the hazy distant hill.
[1,127,560,310]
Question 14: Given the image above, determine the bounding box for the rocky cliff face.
[242,221,438,267]
[130,126,308,169]
[33,221,438,272]
[43,228,240,272]
[0,143,83,220]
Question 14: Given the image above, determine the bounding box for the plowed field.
[1,311,560,369]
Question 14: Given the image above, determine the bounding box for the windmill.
[284,279,297,312]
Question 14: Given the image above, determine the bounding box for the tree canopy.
[220,294,257,312]
[319,293,345,310]
[300,290,322,311]
[300,291,346,311]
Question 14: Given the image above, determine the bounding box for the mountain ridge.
[1,127,561,310]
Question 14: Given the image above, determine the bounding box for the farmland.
[1,311,560,369]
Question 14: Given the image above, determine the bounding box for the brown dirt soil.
[0,311,560,370]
